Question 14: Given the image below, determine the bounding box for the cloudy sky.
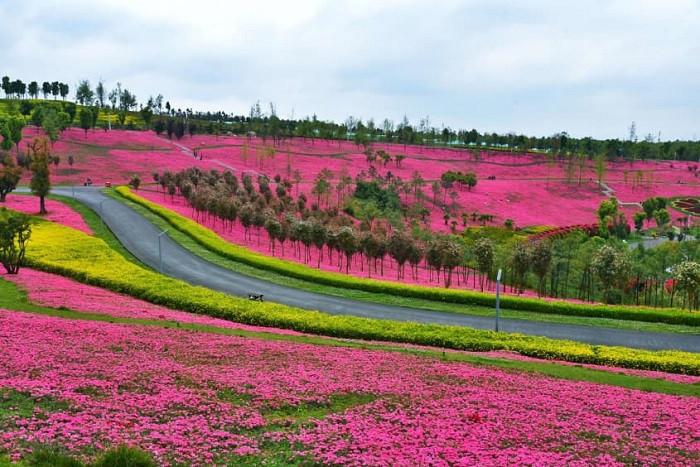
[2,0,699,140]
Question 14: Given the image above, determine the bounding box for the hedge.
[115,186,700,327]
[22,219,700,375]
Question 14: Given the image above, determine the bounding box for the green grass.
[105,190,700,335]
[1,278,698,398]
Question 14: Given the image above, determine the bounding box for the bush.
[23,218,700,375]
[93,445,156,467]
[115,187,700,327]
[24,445,84,467]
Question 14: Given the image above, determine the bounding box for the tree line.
[3,74,700,162]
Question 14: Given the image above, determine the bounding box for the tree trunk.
[39,195,47,214]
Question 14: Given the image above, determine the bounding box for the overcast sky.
[2,0,699,140]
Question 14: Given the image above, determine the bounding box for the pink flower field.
[1,194,92,235]
[1,309,698,465]
[21,127,700,230]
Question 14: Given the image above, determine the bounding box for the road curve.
[48,187,700,352]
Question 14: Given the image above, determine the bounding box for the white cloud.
[2,0,699,139]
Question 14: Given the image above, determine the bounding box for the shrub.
[24,445,84,467]
[93,445,156,467]
[114,187,700,327]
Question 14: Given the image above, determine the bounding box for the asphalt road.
[48,187,700,352]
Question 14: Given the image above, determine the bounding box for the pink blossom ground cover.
[1,309,698,465]
[4,266,696,386]
[3,267,693,385]
[21,127,700,229]
[1,268,299,336]
[0,195,92,235]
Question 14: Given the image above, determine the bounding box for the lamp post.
[158,229,169,273]
[99,199,106,228]
[495,268,502,332]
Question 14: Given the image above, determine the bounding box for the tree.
[594,153,606,189]
[129,175,141,190]
[591,245,630,303]
[633,211,645,232]
[40,108,61,143]
[597,197,620,236]
[438,237,463,288]
[653,208,670,229]
[29,137,55,215]
[95,80,106,107]
[2,76,11,97]
[335,227,358,274]
[388,231,412,279]
[0,155,22,202]
[0,208,31,274]
[75,80,94,105]
[531,241,553,297]
[41,82,51,99]
[473,238,494,291]
[79,108,93,137]
[511,242,531,294]
[673,261,700,310]
[59,83,69,100]
[28,81,39,99]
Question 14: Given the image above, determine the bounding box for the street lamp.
[495,268,502,332]
[158,229,169,273]
[99,200,106,227]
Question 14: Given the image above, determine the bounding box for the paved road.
[48,187,700,352]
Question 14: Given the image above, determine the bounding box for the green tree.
[40,108,61,143]
[673,261,700,310]
[95,80,106,107]
[29,137,55,214]
[531,240,553,296]
[79,107,93,138]
[591,244,630,303]
[75,80,94,105]
[594,153,606,189]
[633,211,645,232]
[129,175,141,190]
[28,81,38,99]
[473,237,494,291]
[653,208,670,229]
[335,226,358,274]
[388,231,412,280]
[0,208,32,274]
[511,242,531,294]
[0,155,22,202]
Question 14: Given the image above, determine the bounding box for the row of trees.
[2,76,69,100]
[4,73,699,162]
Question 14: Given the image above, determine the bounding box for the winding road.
[49,187,700,352]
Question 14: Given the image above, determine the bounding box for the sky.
[1,0,699,140]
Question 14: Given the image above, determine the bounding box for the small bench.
[248,293,264,302]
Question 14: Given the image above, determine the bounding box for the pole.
[495,268,502,332]
[158,229,169,273]
[99,200,106,228]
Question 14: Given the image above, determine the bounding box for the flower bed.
[1,310,698,465]
[21,218,700,374]
[0,194,92,235]
[672,197,700,216]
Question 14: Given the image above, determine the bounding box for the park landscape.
[1,55,700,467]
